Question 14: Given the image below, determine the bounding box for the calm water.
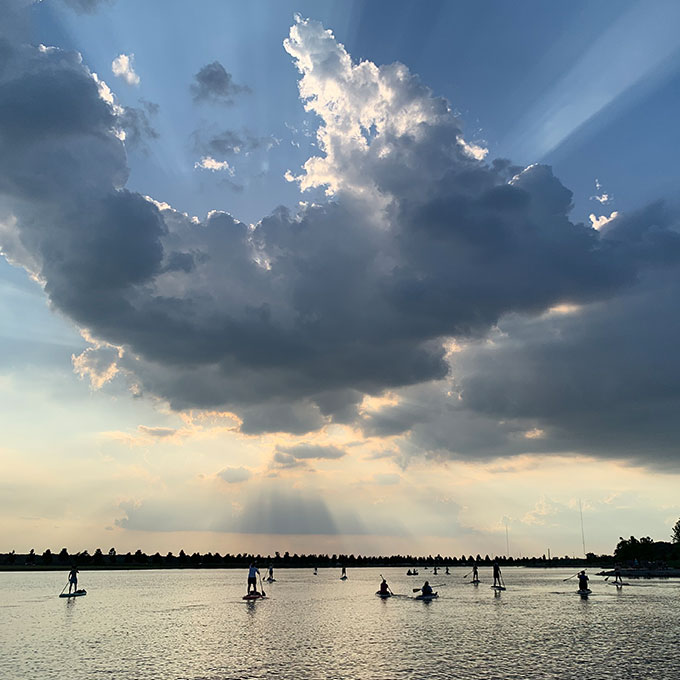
[1,567,679,679]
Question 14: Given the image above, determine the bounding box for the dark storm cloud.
[118,101,159,150]
[2,10,680,465]
[190,61,250,104]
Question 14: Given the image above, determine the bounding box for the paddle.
[562,572,580,582]
[59,580,69,596]
[463,571,472,579]
[412,583,445,592]
[258,572,266,598]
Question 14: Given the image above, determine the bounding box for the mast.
[579,499,587,556]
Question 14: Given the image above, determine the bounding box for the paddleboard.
[265,577,276,583]
[376,591,392,598]
[491,585,506,591]
[577,589,591,596]
[610,582,629,586]
[60,589,87,598]
[242,593,266,600]
[340,575,348,580]
[470,579,480,585]
[415,592,438,601]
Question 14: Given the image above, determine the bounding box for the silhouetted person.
[68,566,79,594]
[613,566,623,585]
[472,564,479,581]
[341,566,346,578]
[314,566,318,576]
[578,570,589,591]
[247,563,259,594]
[379,578,390,595]
[433,566,438,575]
[493,561,502,587]
[268,566,274,580]
[421,581,433,596]
[445,566,450,575]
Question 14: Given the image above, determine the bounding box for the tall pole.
[579,499,587,557]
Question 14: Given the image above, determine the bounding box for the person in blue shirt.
[247,563,260,594]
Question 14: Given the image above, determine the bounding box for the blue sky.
[2,0,680,556]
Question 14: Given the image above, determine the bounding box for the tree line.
[0,548,611,569]
[2,520,678,569]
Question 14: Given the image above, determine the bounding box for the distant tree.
[151,552,162,565]
[93,548,104,565]
[41,549,53,565]
[108,548,117,565]
[26,549,35,564]
[672,518,680,544]
[58,548,69,563]
[7,550,15,565]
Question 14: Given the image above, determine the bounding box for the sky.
[2,0,680,559]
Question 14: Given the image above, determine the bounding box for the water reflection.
[1,567,678,680]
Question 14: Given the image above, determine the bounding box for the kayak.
[242,592,266,600]
[415,592,438,601]
[376,591,392,598]
[577,589,592,596]
[60,589,87,598]
[491,585,506,591]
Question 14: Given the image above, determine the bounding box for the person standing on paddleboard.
[613,565,623,585]
[472,563,479,581]
[268,566,274,581]
[247,563,260,594]
[67,565,79,595]
[492,561,502,588]
[578,570,589,591]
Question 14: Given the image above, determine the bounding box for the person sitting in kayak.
[247,563,260,594]
[68,565,79,594]
[578,571,589,591]
[492,561,501,587]
[379,579,390,595]
[421,581,433,596]
[407,569,412,575]
[472,564,479,581]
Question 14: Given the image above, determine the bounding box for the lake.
[1,567,678,679]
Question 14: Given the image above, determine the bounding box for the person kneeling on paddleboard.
[578,570,589,591]
[68,565,79,595]
[247,563,260,594]
[421,581,433,596]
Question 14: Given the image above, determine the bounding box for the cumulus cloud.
[111,53,140,86]
[2,10,680,466]
[218,466,253,484]
[190,61,250,104]
[194,156,234,174]
[191,128,276,157]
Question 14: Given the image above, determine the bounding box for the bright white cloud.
[111,53,140,86]
[194,156,234,174]
[589,211,619,230]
